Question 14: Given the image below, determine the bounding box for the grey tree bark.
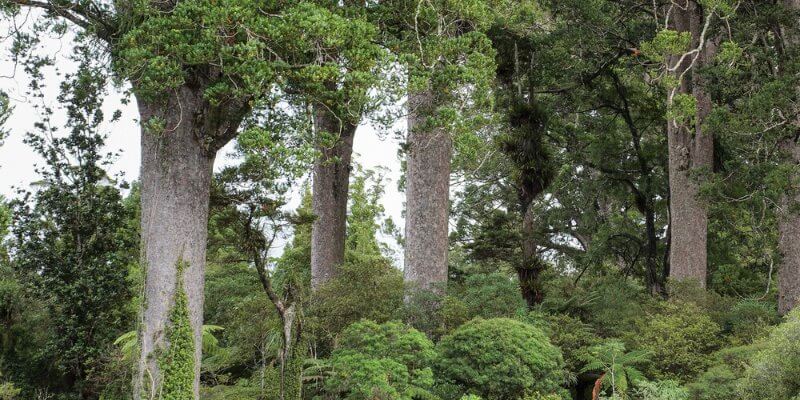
[666,1,714,288]
[403,90,452,294]
[310,107,357,290]
[134,87,245,399]
[778,0,800,316]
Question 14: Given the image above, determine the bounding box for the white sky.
[0,29,407,263]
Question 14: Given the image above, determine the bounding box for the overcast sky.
[0,28,407,263]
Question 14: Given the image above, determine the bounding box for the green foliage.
[522,312,600,375]
[117,1,386,109]
[580,340,649,399]
[667,93,698,123]
[632,380,688,400]
[687,365,739,400]
[446,272,527,321]
[722,300,778,344]
[640,29,692,62]
[687,343,761,400]
[629,302,723,383]
[544,274,654,338]
[0,372,20,400]
[201,380,269,400]
[322,320,437,399]
[737,308,800,399]
[311,260,404,342]
[6,51,135,397]
[435,318,565,399]
[158,267,196,400]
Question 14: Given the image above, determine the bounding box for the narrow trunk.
[134,88,216,400]
[667,1,714,287]
[644,207,664,295]
[779,138,800,314]
[518,207,545,306]
[277,305,302,400]
[310,107,357,290]
[404,90,452,294]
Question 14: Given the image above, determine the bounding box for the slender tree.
[10,54,133,399]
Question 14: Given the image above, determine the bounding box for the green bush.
[201,379,270,400]
[311,259,404,341]
[323,320,436,399]
[737,308,800,399]
[629,302,722,382]
[686,343,760,400]
[632,380,688,400]
[450,273,527,319]
[522,311,600,374]
[543,274,654,338]
[687,365,738,400]
[721,299,778,344]
[402,272,526,338]
[435,318,566,399]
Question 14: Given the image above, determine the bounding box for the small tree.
[579,341,648,399]
[322,320,437,400]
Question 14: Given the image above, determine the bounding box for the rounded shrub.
[435,318,566,399]
[324,320,436,400]
[630,302,723,382]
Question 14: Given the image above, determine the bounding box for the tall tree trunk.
[666,1,714,287]
[404,90,452,294]
[778,0,800,316]
[779,138,800,314]
[518,207,546,306]
[644,207,664,295]
[310,107,357,290]
[134,87,245,399]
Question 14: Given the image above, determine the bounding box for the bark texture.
[519,208,546,306]
[134,87,245,399]
[778,0,800,316]
[310,106,357,290]
[403,90,452,294]
[779,138,800,314]
[667,1,714,288]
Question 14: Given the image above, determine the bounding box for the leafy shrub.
[629,302,722,382]
[201,379,270,400]
[721,299,778,344]
[402,272,526,339]
[543,274,654,338]
[435,318,566,399]
[632,380,688,400]
[666,280,732,324]
[311,259,404,341]
[524,393,565,400]
[687,365,738,400]
[523,311,600,374]
[737,308,800,399]
[323,320,436,399]
[0,376,20,400]
[686,343,760,400]
[449,273,527,319]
